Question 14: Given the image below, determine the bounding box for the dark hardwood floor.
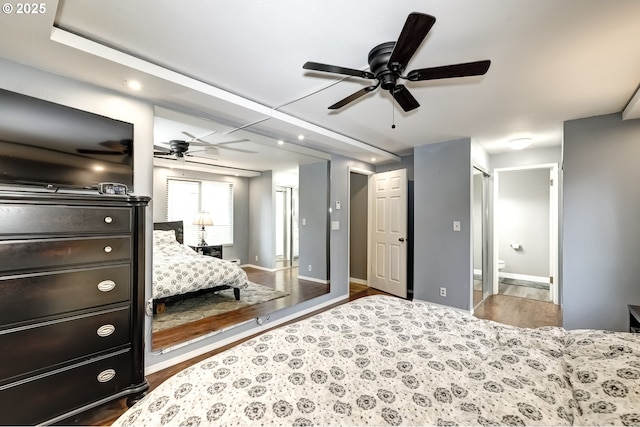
[152,266,329,349]
[64,280,558,426]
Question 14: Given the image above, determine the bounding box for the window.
[166,178,233,245]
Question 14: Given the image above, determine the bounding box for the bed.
[152,221,248,305]
[115,295,640,426]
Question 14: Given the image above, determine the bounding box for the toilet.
[498,259,506,270]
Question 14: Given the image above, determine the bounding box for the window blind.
[166,178,234,245]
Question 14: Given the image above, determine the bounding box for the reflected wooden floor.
[152,266,329,349]
[474,293,562,328]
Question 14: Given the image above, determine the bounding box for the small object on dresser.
[629,305,640,333]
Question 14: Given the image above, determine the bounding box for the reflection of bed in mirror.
[152,221,249,312]
[151,107,332,351]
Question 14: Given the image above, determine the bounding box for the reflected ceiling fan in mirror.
[303,12,491,112]
[77,139,132,162]
[154,131,257,159]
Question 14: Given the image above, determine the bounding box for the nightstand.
[189,244,222,259]
[629,305,640,333]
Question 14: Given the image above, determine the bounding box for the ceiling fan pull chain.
[391,93,396,129]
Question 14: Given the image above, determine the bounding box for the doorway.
[349,171,369,286]
[493,164,559,304]
[348,168,409,298]
[473,167,490,309]
[275,186,298,269]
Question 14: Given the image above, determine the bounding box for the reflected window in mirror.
[167,178,233,246]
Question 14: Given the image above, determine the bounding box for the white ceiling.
[1,0,639,166]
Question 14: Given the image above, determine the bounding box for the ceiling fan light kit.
[303,12,491,112]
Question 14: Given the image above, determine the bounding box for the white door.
[369,169,408,298]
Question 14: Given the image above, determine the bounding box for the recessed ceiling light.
[371,157,377,162]
[298,134,304,140]
[507,137,532,150]
[93,165,104,172]
[123,80,142,91]
[277,140,284,145]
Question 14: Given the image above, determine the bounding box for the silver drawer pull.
[97,280,116,292]
[104,245,113,253]
[97,324,115,337]
[104,216,113,224]
[97,369,116,383]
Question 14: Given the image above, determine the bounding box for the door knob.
[399,237,405,242]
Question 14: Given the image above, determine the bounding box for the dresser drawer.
[0,236,131,273]
[0,204,131,235]
[0,307,131,383]
[0,349,136,425]
[0,265,131,327]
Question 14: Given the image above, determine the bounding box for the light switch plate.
[453,221,461,231]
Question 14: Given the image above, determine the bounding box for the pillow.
[153,229,179,247]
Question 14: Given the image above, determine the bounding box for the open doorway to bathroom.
[493,164,559,304]
[473,167,491,309]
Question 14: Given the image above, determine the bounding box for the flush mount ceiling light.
[123,80,141,91]
[507,137,532,150]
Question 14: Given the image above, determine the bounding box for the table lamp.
[192,212,213,246]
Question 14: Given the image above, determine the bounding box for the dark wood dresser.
[0,192,150,425]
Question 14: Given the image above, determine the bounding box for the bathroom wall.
[497,168,550,279]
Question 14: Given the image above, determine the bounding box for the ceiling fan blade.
[391,85,420,112]
[216,146,257,154]
[406,60,491,81]
[329,85,379,110]
[190,138,249,147]
[388,12,436,71]
[303,62,375,80]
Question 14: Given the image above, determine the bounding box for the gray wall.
[152,167,250,263]
[414,138,473,310]
[498,169,550,277]
[563,113,640,331]
[349,172,368,281]
[249,171,275,268]
[299,161,329,281]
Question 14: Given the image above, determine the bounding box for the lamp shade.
[192,212,213,226]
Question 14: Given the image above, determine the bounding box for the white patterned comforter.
[116,295,640,426]
[152,230,248,300]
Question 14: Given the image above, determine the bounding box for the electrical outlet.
[440,287,447,297]
[255,255,258,261]
[145,299,153,316]
[308,265,312,272]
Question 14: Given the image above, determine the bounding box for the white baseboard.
[241,264,277,272]
[349,277,368,286]
[297,275,329,284]
[145,294,347,375]
[499,272,550,284]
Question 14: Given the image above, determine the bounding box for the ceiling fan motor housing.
[170,140,189,157]
[368,41,399,91]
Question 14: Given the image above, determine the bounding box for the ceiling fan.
[303,12,491,112]
[154,131,257,158]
